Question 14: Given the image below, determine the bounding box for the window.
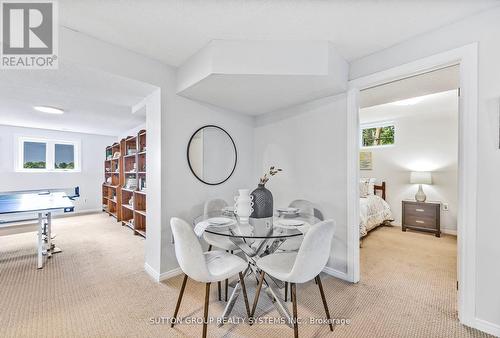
[54,144,75,169]
[23,141,47,169]
[361,122,395,148]
[18,137,80,172]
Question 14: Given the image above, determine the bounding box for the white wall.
[58,28,172,277]
[350,7,500,332]
[254,94,348,273]
[56,27,257,276]
[163,97,255,272]
[119,122,146,139]
[360,90,459,232]
[0,125,115,215]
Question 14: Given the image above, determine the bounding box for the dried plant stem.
[259,166,283,185]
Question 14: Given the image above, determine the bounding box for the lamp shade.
[410,171,432,185]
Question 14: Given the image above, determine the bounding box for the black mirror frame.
[187,125,237,186]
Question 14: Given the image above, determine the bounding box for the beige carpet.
[0,214,492,337]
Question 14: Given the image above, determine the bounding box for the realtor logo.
[1,1,58,69]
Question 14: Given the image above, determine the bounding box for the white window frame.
[360,121,396,149]
[16,137,81,172]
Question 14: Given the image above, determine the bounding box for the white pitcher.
[234,189,254,223]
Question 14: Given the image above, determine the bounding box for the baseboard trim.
[159,267,183,281]
[151,265,350,283]
[442,228,457,235]
[323,266,350,281]
[473,318,500,337]
[144,263,183,282]
[1,208,101,224]
[391,223,457,236]
[61,208,102,217]
[0,209,102,236]
[144,263,160,282]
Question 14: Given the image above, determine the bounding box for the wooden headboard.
[374,182,386,200]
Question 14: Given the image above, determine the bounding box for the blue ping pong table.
[0,187,79,269]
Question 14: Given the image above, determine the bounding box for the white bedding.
[359,195,393,237]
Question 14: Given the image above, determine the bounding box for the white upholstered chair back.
[289,199,325,221]
[203,199,228,217]
[288,219,336,283]
[314,206,325,221]
[289,199,314,216]
[170,217,211,282]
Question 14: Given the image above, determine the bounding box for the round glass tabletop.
[193,210,322,239]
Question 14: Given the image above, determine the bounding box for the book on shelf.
[125,178,137,190]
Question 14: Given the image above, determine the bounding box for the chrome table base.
[217,236,292,328]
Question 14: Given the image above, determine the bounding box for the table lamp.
[410,171,432,202]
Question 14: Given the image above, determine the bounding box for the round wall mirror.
[187,125,237,185]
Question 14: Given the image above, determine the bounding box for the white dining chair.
[170,217,250,338]
[278,199,323,254]
[203,198,228,218]
[289,199,314,216]
[288,199,325,222]
[313,206,325,222]
[251,219,336,338]
[202,198,240,301]
[280,200,326,301]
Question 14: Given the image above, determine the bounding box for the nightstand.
[402,200,441,237]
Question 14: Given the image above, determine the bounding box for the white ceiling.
[360,65,460,108]
[360,89,459,124]
[0,62,157,136]
[59,0,499,67]
[0,2,489,130]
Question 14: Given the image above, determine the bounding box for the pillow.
[360,178,377,196]
[359,179,370,198]
[367,178,376,195]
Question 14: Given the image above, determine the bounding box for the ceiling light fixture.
[390,97,425,106]
[34,106,65,115]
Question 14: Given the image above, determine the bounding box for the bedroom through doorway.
[357,65,460,321]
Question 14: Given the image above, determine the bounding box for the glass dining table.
[193,210,322,327]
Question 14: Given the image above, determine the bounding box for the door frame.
[345,43,478,327]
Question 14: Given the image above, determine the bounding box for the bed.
[359,181,393,237]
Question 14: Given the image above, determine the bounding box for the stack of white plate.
[276,207,300,216]
[221,206,235,216]
[276,219,305,228]
[207,217,235,229]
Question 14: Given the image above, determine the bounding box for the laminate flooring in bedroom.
[0,215,491,337]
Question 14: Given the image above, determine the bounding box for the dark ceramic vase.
[250,184,273,218]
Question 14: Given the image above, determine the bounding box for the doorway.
[346,43,478,327]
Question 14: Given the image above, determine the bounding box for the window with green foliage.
[55,144,75,169]
[23,141,47,169]
[18,137,80,172]
[361,124,395,147]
